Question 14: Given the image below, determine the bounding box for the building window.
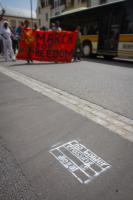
[46,0,49,6]
[71,0,74,7]
[121,7,133,34]
[40,0,45,8]
[38,6,41,14]
[45,13,49,21]
[100,0,107,4]
[39,19,41,26]
[54,0,60,8]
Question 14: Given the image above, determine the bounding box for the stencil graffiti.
[49,140,111,184]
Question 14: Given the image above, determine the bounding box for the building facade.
[65,0,88,10]
[2,7,36,27]
[37,0,51,28]
[91,0,119,7]
[37,0,66,28]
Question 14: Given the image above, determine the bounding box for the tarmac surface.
[0,59,133,200]
[2,58,133,119]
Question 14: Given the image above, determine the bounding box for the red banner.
[17,29,77,62]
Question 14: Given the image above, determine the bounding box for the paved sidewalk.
[0,138,42,200]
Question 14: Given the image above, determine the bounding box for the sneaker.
[72,58,77,62]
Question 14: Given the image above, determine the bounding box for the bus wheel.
[82,42,92,57]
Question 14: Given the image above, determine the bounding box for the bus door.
[98,7,121,55]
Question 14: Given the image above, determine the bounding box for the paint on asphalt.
[50,140,111,184]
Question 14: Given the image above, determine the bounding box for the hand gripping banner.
[17,29,77,62]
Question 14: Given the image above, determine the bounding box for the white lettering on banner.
[49,140,111,184]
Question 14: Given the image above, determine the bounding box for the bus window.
[121,7,133,34]
[128,8,133,33]
[83,22,98,35]
[83,26,87,35]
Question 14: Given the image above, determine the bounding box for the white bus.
[51,0,133,59]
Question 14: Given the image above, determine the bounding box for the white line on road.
[0,65,133,142]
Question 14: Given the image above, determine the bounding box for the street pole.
[30,0,33,28]
[0,1,5,20]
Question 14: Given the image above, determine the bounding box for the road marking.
[0,66,133,142]
[50,140,111,184]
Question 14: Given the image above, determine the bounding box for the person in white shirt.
[0,9,5,55]
[0,21,15,61]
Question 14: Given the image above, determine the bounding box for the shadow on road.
[85,57,133,69]
[10,61,71,67]
[1,56,132,69]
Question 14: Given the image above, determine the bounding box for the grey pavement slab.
[0,72,133,200]
[3,58,133,119]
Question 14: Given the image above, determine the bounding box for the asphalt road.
[0,58,133,200]
[3,58,133,119]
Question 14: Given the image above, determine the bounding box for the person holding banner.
[49,23,56,31]
[21,20,34,63]
[55,21,62,31]
[0,9,5,55]
[73,25,82,62]
[16,21,24,41]
[49,21,62,31]
[33,23,39,31]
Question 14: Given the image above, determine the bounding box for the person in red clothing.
[21,20,34,63]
